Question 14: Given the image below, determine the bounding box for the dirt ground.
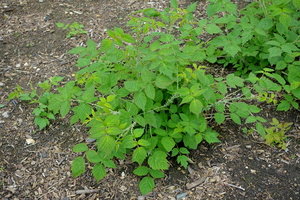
[0,0,299,199]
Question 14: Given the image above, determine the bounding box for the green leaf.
[134,129,144,138]
[276,100,290,111]
[121,135,137,148]
[203,129,221,144]
[34,116,49,130]
[124,80,140,92]
[177,155,189,169]
[139,177,155,196]
[86,150,102,163]
[71,157,85,177]
[170,0,178,9]
[97,135,115,156]
[0,104,4,108]
[100,38,113,51]
[217,82,227,95]
[149,169,165,178]
[148,151,169,170]
[145,113,157,128]
[279,13,291,30]
[189,99,203,116]
[73,143,88,152]
[132,147,147,165]
[256,122,266,138]
[180,95,194,105]
[155,74,173,89]
[206,23,222,34]
[134,115,146,127]
[161,136,175,152]
[268,47,282,58]
[215,103,225,112]
[102,160,117,168]
[92,163,106,182]
[145,84,155,100]
[230,113,241,125]
[214,113,225,124]
[76,58,91,67]
[179,147,190,154]
[134,92,147,111]
[248,105,261,113]
[60,100,71,117]
[138,139,151,146]
[122,34,136,43]
[133,166,149,176]
[245,116,257,124]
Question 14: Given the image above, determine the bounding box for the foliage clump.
[8,0,299,195]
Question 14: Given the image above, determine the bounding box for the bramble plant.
[56,22,87,38]
[8,0,299,195]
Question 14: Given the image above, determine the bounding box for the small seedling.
[264,118,292,150]
[56,22,87,38]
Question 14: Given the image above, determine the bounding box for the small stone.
[87,138,96,142]
[246,145,251,149]
[0,82,4,86]
[2,111,9,118]
[176,193,187,200]
[137,196,145,200]
[16,63,21,68]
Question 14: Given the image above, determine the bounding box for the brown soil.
[1,0,299,199]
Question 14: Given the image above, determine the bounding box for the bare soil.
[1,0,299,199]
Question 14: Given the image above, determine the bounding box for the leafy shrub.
[8,0,299,195]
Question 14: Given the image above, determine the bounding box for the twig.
[224,183,245,191]
[76,189,99,194]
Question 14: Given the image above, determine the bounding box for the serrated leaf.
[134,115,146,127]
[124,80,140,92]
[256,122,266,138]
[155,74,173,89]
[139,177,155,196]
[97,135,115,156]
[138,139,151,146]
[189,99,203,116]
[245,116,257,124]
[100,38,113,51]
[149,169,165,178]
[177,155,189,169]
[34,116,49,130]
[217,82,227,95]
[161,136,175,152]
[122,34,136,43]
[179,147,190,154]
[86,150,102,163]
[73,143,88,152]
[102,160,117,168]
[180,95,194,105]
[92,163,106,181]
[206,23,222,34]
[203,129,221,144]
[187,2,197,12]
[148,151,169,170]
[121,135,137,148]
[145,84,155,100]
[67,46,86,54]
[145,113,157,128]
[133,166,149,176]
[170,0,178,8]
[134,129,144,138]
[134,92,147,111]
[132,147,147,165]
[215,103,225,112]
[276,101,290,111]
[214,113,225,124]
[230,113,241,125]
[268,47,282,58]
[248,105,261,113]
[71,157,85,177]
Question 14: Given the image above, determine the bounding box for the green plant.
[264,118,292,149]
[201,0,300,110]
[9,0,296,195]
[56,22,88,38]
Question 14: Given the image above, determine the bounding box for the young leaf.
[73,143,88,152]
[132,147,147,165]
[177,155,189,169]
[134,115,146,127]
[102,160,117,168]
[214,113,225,125]
[161,136,175,152]
[92,163,106,182]
[139,177,155,196]
[230,113,241,125]
[149,169,165,178]
[189,99,203,116]
[133,166,149,176]
[148,151,169,170]
[134,92,147,111]
[34,116,49,130]
[170,0,178,9]
[97,135,115,156]
[138,139,151,147]
[71,156,85,177]
[203,129,221,144]
[86,150,102,163]
[134,129,144,138]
